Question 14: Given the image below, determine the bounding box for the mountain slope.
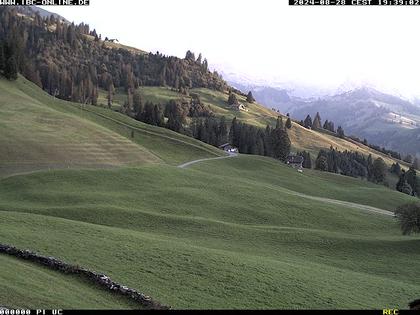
[0,77,224,177]
[102,85,411,170]
[0,77,160,177]
[238,84,420,155]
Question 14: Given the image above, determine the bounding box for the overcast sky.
[41,1,420,97]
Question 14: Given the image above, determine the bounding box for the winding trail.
[177,152,238,169]
[178,152,394,217]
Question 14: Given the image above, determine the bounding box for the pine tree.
[107,83,114,109]
[228,92,238,105]
[263,125,272,157]
[246,91,255,103]
[4,54,17,80]
[271,127,291,161]
[390,163,402,176]
[196,53,202,64]
[312,112,322,129]
[337,126,345,138]
[315,152,328,171]
[142,101,156,125]
[276,116,284,129]
[218,116,228,145]
[400,181,413,196]
[304,115,312,129]
[153,105,164,127]
[396,171,407,193]
[229,117,239,147]
[372,158,386,183]
[133,90,144,117]
[0,41,4,73]
[298,151,312,169]
[405,167,418,196]
[285,117,292,129]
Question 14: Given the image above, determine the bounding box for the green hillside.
[0,154,418,309]
[97,85,408,168]
[0,255,140,309]
[0,77,224,177]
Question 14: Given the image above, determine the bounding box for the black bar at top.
[0,0,89,5]
[290,0,420,5]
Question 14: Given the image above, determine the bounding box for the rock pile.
[0,244,170,310]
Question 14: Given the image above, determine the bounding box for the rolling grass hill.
[0,77,223,177]
[0,255,140,309]
[0,154,418,309]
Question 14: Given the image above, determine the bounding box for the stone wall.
[0,244,170,310]
[410,299,420,310]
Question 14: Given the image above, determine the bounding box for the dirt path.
[178,152,237,169]
[178,153,394,217]
[280,188,394,216]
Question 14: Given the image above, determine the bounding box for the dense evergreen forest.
[0,7,227,105]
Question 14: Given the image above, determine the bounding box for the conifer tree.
[315,152,328,171]
[228,92,238,105]
[276,116,284,130]
[218,116,228,145]
[246,91,255,103]
[337,126,345,138]
[372,158,386,183]
[153,104,164,127]
[4,54,17,80]
[312,112,322,129]
[133,90,144,117]
[271,126,291,161]
[405,167,418,196]
[107,83,114,109]
[285,117,292,129]
[0,41,4,73]
[229,117,239,147]
[304,115,312,129]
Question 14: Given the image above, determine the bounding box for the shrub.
[394,203,420,235]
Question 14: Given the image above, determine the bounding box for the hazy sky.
[41,1,420,97]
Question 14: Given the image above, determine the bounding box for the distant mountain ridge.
[225,75,420,156]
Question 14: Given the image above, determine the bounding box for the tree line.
[349,135,403,161]
[315,147,388,184]
[391,161,419,197]
[300,112,345,138]
[129,93,292,162]
[302,111,407,162]
[0,7,227,105]
[0,39,18,80]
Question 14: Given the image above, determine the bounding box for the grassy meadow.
[0,255,140,309]
[0,155,419,309]
[0,77,223,177]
